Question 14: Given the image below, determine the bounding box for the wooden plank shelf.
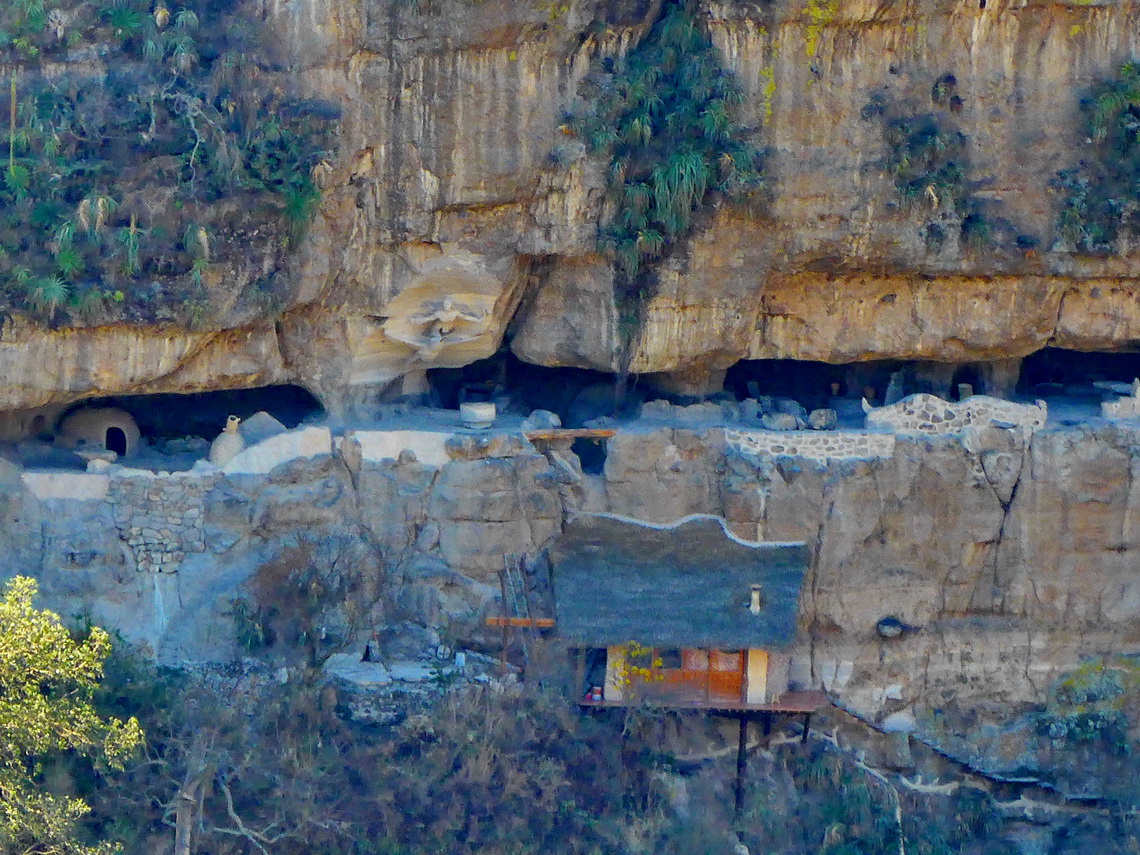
[524,429,617,441]
[485,616,556,628]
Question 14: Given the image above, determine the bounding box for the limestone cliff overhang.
[551,513,809,650]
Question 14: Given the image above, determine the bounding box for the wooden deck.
[578,690,829,714]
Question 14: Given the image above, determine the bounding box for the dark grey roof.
[551,514,809,650]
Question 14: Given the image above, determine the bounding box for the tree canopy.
[0,576,143,855]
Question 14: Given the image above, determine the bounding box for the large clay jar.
[209,415,246,466]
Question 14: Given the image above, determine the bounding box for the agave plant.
[117,214,143,275]
[55,245,83,278]
[28,275,69,320]
[103,5,146,39]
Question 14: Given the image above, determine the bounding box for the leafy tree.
[0,576,143,855]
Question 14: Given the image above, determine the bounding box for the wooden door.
[707,650,744,704]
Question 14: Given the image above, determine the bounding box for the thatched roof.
[551,514,809,650]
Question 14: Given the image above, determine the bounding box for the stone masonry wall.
[108,473,216,573]
[726,429,897,461]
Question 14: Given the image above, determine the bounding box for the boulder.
[521,409,561,431]
[762,412,800,431]
[239,411,288,446]
[808,408,838,430]
[774,398,808,421]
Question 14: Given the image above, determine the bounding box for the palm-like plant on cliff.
[565,0,763,332]
[1054,61,1140,255]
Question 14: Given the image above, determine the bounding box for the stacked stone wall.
[726,429,896,461]
[108,473,218,572]
[865,394,1047,437]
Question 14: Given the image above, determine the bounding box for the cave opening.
[572,437,608,475]
[105,427,128,456]
[428,352,639,427]
[725,358,950,409]
[1019,348,1140,393]
[950,364,985,399]
[72,384,324,442]
[726,359,854,409]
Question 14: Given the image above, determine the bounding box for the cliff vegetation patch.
[561,0,763,325]
[0,0,336,326]
[864,75,994,255]
[1054,60,1140,255]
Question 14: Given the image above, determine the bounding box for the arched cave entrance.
[105,426,128,456]
[428,353,629,474]
[727,359,898,408]
[428,352,636,425]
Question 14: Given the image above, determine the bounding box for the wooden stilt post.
[801,712,812,744]
[734,715,748,824]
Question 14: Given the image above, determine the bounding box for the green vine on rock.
[804,0,837,60]
[562,0,763,339]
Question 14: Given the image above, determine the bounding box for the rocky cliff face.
[4,419,1135,766]
[2,0,1138,796]
[7,0,1140,412]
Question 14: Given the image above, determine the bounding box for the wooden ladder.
[488,554,555,670]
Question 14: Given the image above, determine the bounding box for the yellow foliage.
[759,64,776,124]
[804,0,838,59]
[611,641,665,700]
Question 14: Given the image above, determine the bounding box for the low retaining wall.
[726,429,897,461]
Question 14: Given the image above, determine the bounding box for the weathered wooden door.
[707,650,744,704]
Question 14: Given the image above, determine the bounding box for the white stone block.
[344,430,454,468]
[221,427,333,475]
[22,472,110,501]
[460,401,496,430]
[881,710,917,733]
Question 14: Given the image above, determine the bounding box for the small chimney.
[749,584,763,615]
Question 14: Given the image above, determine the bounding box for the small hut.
[55,408,140,458]
[552,513,823,712]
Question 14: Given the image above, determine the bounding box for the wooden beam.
[485,616,556,628]
[524,429,617,441]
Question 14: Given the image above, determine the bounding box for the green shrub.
[0,0,337,325]
[1053,60,1140,254]
[1039,657,1132,750]
[865,79,996,255]
[562,0,763,316]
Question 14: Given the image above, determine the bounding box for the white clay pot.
[460,401,496,430]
